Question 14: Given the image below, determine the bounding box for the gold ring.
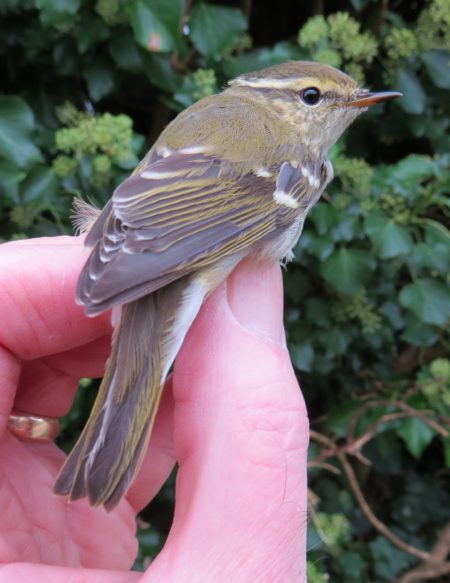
[8,411,60,442]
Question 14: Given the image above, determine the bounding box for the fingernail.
[226,259,284,346]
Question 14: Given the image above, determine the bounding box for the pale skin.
[0,236,309,582]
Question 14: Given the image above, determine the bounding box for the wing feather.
[78,150,327,314]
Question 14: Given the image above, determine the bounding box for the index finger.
[0,236,111,360]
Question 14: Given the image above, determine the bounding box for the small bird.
[54,61,400,509]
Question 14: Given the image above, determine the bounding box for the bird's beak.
[348,91,402,108]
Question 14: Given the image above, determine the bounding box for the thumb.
[148,259,309,582]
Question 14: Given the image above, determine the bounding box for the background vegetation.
[1,0,449,580]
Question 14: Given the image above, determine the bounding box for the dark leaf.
[320,248,374,295]
[0,159,26,202]
[398,417,436,458]
[401,313,438,347]
[127,0,180,53]
[20,165,57,203]
[365,211,413,258]
[395,68,426,115]
[84,60,115,101]
[399,279,450,326]
[289,342,314,372]
[0,97,42,168]
[190,3,247,56]
[35,0,81,26]
[422,50,450,89]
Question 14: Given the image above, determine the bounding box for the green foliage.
[307,560,328,583]
[52,107,140,191]
[298,12,378,82]
[190,3,247,56]
[1,1,449,580]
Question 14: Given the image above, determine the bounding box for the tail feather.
[54,275,205,509]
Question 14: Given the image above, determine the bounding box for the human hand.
[0,236,309,582]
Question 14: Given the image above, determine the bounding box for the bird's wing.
[78,149,325,314]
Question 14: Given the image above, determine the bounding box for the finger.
[149,259,309,580]
[0,564,141,583]
[14,335,112,417]
[0,432,137,570]
[0,237,112,361]
[0,347,20,435]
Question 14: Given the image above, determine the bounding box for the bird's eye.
[300,87,321,106]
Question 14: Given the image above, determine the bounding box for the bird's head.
[229,61,401,154]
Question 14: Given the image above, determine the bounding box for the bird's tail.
[54,275,205,510]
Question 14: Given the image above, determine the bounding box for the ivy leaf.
[304,298,332,327]
[402,313,438,347]
[317,327,351,357]
[84,60,115,101]
[143,53,182,93]
[35,0,81,26]
[20,165,57,203]
[387,154,435,185]
[365,211,413,258]
[320,248,373,295]
[326,400,362,437]
[425,220,450,247]
[410,242,449,276]
[395,68,426,115]
[298,231,335,260]
[127,0,175,52]
[145,0,185,51]
[0,159,26,202]
[380,302,404,330]
[190,3,247,56]
[0,97,42,168]
[370,537,416,580]
[399,279,450,326]
[398,417,436,458]
[289,342,314,372]
[75,16,109,54]
[333,214,360,243]
[109,34,144,73]
[422,50,450,89]
[310,203,340,235]
[52,38,78,76]
[337,551,366,582]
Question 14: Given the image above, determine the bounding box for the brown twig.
[395,345,448,373]
[310,429,332,447]
[315,408,447,466]
[310,430,432,562]
[398,563,450,582]
[395,522,450,582]
[347,399,448,444]
[338,452,430,561]
[431,522,450,563]
[308,460,341,475]
[182,0,194,25]
[310,397,449,573]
